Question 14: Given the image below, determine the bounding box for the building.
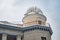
[0,6,53,40]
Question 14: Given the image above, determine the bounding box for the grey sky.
[0,0,60,40]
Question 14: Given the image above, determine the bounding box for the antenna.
[33,0,36,7]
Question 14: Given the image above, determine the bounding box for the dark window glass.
[41,37,46,40]
[7,35,16,40]
[0,34,2,40]
[38,20,41,24]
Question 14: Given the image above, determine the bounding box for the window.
[38,20,41,24]
[41,37,46,40]
[21,35,24,40]
[0,34,2,40]
[7,35,16,40]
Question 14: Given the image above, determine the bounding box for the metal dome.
[25,6,43,15]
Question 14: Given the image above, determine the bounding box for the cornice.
[0,24,53,35]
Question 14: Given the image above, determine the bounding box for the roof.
[0,21,23,27]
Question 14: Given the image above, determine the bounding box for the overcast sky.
[0,0,60,40]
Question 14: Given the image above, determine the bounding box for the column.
[2,33,7,40]
[17,35,21,40]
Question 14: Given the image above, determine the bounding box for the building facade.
[0,6,53,40]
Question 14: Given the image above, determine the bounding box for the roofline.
[0,24,53,35]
